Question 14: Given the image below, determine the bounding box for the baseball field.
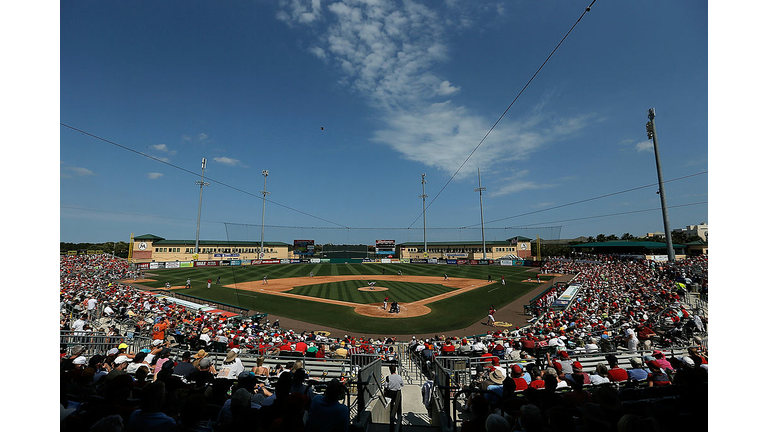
[134,262,553,335]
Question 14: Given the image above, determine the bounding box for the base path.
[222,275,493,318]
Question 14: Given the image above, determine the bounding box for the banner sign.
[165,262,180,269]
[381,258,391,264]
[251,259,280,265]
[410,259,427,264]
[230,260,241,266]
[457,259,467,265]
[362,258,374,262]
[194,261,220,267]
[149,262,165,269]
[446,259,457,265]
[400,258,410,263]
[293,240,315,255]
[499,260,513,266]
[137,263,150,269]
[375,239,396,254]
[428,258,438,264]
[214,253,240,258]
[180,262,193,268]
[445,253,468,258]
[310,258,321,264]
[320,259,331,263]
[221,260,231,266]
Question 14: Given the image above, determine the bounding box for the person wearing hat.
[627,358,650,382]
[188,356,217,389]
[652,350,673,372]
[152,347,173,382]
[564,361,591,386]
[220,349,245,380]
[191,349,208,369]
[646,360,671,387]
[509,364,529,391]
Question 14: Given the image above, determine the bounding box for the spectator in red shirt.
[605,354,628,382]
[509,364,528,391]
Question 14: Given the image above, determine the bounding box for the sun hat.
[489,369,505,384]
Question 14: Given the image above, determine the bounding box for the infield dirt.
[218,275,494,318]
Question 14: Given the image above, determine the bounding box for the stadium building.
[130,234,292,263]
[397,236,533,260]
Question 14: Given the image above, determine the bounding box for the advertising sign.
[428,258,438,264]
[180,262,193,268]
[194,261,220,267]
[149,262,165,269]
[137,263,150,269]
[214,253,240,258]
[230,260,241,266]
[251,259,280,265]
[445,253,468,258]
[446,259,457,265]
[293,240,315,255]
[310,258,321,264]
[457,259,467,265]
[165,262,180,269]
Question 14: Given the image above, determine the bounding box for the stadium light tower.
[646,108,675,263]
[260,169,270,259]
[419,173,428,258]
[474,168,487,259]
[194,157,209,260]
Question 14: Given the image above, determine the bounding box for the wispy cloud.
[147,172,164,180]
[149,144,177,155]
[279,0,592,180]
[635,140,653,152]
[61,162,96,179]
[213,156,241,166]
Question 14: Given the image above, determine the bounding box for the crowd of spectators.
[61,253,707,431]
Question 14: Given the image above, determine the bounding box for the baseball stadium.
[58,2,710,431]
[60,236,708,431]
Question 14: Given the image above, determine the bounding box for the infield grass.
[143,263,552,334]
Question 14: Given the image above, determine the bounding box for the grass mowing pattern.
[143,263,552,334]
[288,280,454,304]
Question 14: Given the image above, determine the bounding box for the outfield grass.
[143,263,551,334]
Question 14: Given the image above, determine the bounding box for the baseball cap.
[73,356,87,365]
[118,343,128,349]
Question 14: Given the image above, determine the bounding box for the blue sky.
[56,0,710,245]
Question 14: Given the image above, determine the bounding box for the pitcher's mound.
[357,286,389,292]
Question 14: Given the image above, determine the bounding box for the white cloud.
[213,156,240,166]
[436,80,459,96]
[372,101,591,180]
[280,1,592,186]
[61,162,96,178]
[198,133,209,141]
[277,0,323,25]
[150,144,177,155]
[147,172,164,180]
[635,140,654,152]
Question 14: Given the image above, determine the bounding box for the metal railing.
[60,330,153,357]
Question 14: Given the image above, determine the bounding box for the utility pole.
[194,157,209,260]
[474,168,487,260]
[646,108,676,263]
[260,169,270,259]
[419,173,428,258]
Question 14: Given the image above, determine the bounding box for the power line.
[463,171,707,228]
[508,201,708,228]
[60,123,350,228]
[408,0,598,229]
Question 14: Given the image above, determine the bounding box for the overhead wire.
[407,0,599,229]
[60,123,350,228]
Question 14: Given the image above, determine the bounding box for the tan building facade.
[130,234,291,263]
[397,236,533,261]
